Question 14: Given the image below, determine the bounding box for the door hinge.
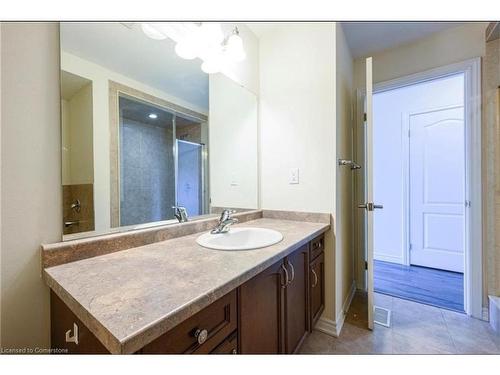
[364,261,368,270]
[409,243,412,250]
[363,113,367,122]
[408,129,410,137]
[465,200,471,208]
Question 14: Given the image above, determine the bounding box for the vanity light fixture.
[141,23,167,40]
[141,23,246,74]
[148,113,158,119]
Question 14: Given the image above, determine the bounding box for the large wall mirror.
[60,22,258,239]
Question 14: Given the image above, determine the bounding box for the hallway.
[300,292,500,354]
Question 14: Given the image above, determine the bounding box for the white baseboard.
[315,317,338,337]
[374,253,404,264]
[314,280,356,337]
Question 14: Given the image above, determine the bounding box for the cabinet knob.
[232,348,237,354]
[194,328,208,345]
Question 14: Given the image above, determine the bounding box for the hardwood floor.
[374,260,464,312]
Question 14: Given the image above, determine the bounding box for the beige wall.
[258,23,337,322]
[62,83,93,185]
[335,23,355,323]
[353,23,488,87]
[1,22,62,350]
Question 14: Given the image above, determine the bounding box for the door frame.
[175,139,208,215]
[354,58,482,318]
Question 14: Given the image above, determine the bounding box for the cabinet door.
[284,244,309,354]
[309,252,325,329]
[238,260,285,354]
[50,291,109,354]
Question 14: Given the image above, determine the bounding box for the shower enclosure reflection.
[118,94,208,227]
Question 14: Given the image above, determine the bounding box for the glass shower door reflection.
[176,140,204,217]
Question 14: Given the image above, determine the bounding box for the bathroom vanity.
[43,211,328,354]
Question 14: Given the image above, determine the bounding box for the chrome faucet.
[172,206,188,223]
[211,209,239,234]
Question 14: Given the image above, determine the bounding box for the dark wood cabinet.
[50,234,326,354]
[284,244,309,353]
[309,251,325,329]
[50,291,109,354]
[211,331,238,354]
[238,260,285,354]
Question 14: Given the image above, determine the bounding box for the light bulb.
[201,59,222,74]
[175,40,198,60]
[199,23,224,44]
[226,33,246,62]
[141,23,167,40]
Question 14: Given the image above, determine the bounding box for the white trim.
[315,318,338,337]
[374,253,404,265]
[314,281,356,337]
[355,58,482,318]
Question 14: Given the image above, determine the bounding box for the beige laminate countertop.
[44,218,329,354]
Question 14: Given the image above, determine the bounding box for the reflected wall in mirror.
[59,22,258,240]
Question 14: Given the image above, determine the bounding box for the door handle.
[358,202,383,211]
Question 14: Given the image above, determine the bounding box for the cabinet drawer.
[310,234,324,260]
[141,290,237,354]
[309,252,325,329]
[211,331,238,354]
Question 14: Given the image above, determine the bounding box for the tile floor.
[300,292,500,354]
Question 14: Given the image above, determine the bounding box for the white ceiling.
[341,22,466,59]
[60,23,209,110]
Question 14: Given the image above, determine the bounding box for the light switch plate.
[289,168,299,184]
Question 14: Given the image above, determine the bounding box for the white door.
[409,106,465,273]
[359,57,381,330]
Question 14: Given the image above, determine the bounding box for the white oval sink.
[196,227,283,251]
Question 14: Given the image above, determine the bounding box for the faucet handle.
[220,209,236,221]
[172,206,188,222]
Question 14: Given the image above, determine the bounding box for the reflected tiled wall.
[120,118,175,226]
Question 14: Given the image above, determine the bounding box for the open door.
[358,57,383,330]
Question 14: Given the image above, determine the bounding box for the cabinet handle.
[313,241,322,251]
[194,328,208,345]
[281,263,289,288]
[288,262,295,283]
[311,268,318,288]
[232,348,237,354]
[65,323,79,345]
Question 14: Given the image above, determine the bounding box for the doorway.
[373,73,466,312]
[355,58,483,325]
